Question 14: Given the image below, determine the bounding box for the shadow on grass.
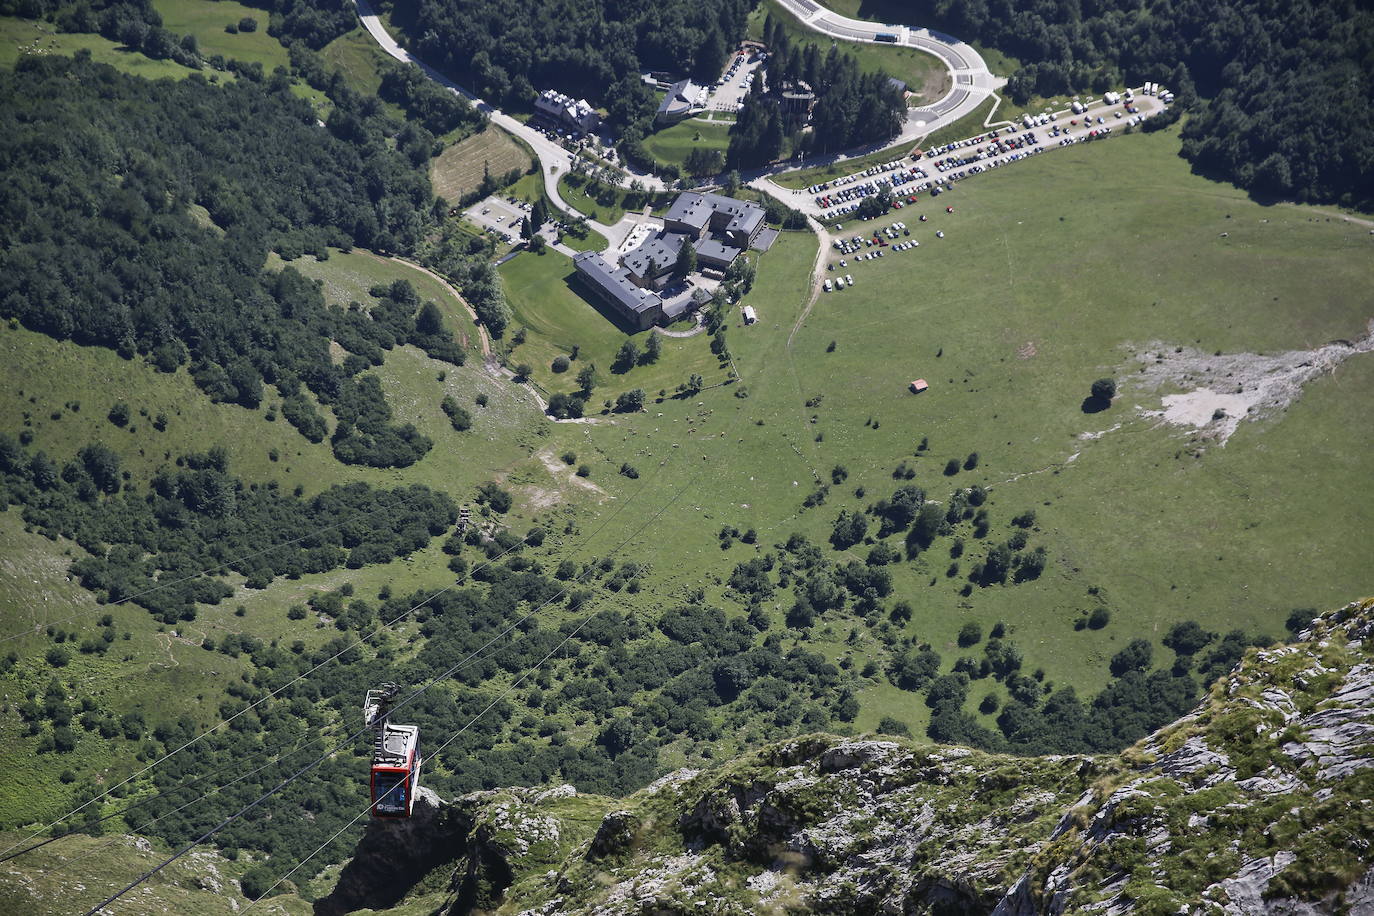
[1080,396,1111,414]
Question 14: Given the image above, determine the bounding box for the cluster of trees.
[388,0,752,109]
[378,63,486,137]
[112,540,857,872]
[0,58,466,466]
[0,436,456,623]
[726,15,905,168]
[920,0,1373,210]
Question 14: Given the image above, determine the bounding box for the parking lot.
[804,86,1168,221]
[704,46,766,113]
[464,195,533,244]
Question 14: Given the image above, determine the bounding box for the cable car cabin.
[364,684,422,818]
[370,721,421,818]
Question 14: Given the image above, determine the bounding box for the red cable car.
[364,685,422,818]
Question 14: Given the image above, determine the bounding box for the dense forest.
[0,56,487,466]
[728,15,907,167]
[913,0,1373,209]
[383,0,752,107]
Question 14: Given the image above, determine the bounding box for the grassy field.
[430,127,535,204]
[749,0,951,104]
[0,16,219,80]
[267,247,484,353]
[535,124,1374,733]
[773,95,1000,189]
[497,249,727,399]
[151,0,284,70]
[642,119,733,171]
[319,27,392,95]
[556,176,631,224]
[0,87,1371,907]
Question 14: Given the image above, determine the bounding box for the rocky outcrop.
[314,787,469,916]
[320,599,1374,916]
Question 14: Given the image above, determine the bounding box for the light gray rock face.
[1281,662,1374,781]
[320,602,1374,916]
[987,599,1374,916]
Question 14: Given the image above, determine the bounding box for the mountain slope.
[318,598,1374,915]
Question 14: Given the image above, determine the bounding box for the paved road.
[352,0,998,212]
[353,0,659,233]
[770,0,1001,142]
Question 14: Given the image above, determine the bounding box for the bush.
[943,459,960,476]
[1110,638,1154,676]
[1087,607,1111,630]
[957,621,982,648]
[576,464,590,477]
[1090,377,1117,404]
[107,402,131,427]
[551,355,570,373]
[46,647,71,667]
[561,451,577,465]
[613,389,645,413]
[237,16,258,32]
[619,463,639,479]
[875,716,911,737]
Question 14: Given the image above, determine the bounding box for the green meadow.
[642,119,734,172]
[0,42,1370,873]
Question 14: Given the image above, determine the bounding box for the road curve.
[353,0,653,235]
[770,0,1002,147]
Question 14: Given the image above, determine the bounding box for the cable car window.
[372,771,408,815]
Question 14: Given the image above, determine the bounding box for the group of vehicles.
[822,218,938,293]
[805,84,1168,222]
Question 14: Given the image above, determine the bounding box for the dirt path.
[786,218,833,352]
[376,253,492,358]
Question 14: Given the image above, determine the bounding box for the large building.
[662,192,767,249]
[535,90,601,133]
[621,232,688,290]
[574,191,768,329]
[656,79,706,125]
[572,251,663,331]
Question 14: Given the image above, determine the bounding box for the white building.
[535,89,601,133]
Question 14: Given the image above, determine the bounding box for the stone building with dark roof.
[662,192,767,249]
[572,251,664,331]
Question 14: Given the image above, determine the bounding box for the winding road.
[351,0,1001,225]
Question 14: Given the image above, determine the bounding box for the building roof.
[657,79,704,119]
[693,237,739,264]
[536,89,599,128]
[663,192,766,235]
[724,205,765,239]
[910,378,929,392]
[622,232,688,280]
[573,251,662,315]
[886,76,908,94]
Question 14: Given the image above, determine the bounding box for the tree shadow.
[1080,396,1110,414]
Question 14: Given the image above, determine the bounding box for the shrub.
[561,451,577,465]
[1087,607,1111,630]
[957,621,982,648]
[943,459,960,476]
[1110,638,1154,676]
[551,355,570,373]
[576,464,590,477]
[619,463,639,479]
[237,16,258,32]
[107,402,131,427]
[875,716,910,737]
[1090,377,1117,404]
